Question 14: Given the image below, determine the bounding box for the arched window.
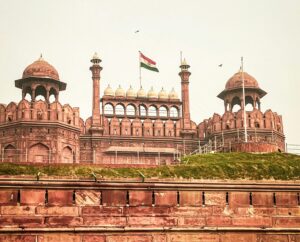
[126,104,136,116]
[139,105,147,116]
[104,103,114,115]
[159,106,168,117]
[170,107,179,117]
[49,88,57,103]
[245,96,254,111]
[115,104,125,115]
[231,97,241,112]
[35,86,47,101]
[148,105,157,117]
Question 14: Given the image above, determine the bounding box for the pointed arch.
[3,144,17,162]
[62,146,73,163]
[28,143,49,163]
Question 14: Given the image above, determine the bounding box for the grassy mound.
[0,153,299,180]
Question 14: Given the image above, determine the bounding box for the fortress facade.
[0,54,285,165]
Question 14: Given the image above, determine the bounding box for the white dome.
[115,85,125,97]
[169,88,179,100]
[137,87,146,98]
[104,84,114,96]
[148,87,158,98]
[126,85,137,98]
[158,87,168,99]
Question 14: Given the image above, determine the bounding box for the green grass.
[0,152,299,180]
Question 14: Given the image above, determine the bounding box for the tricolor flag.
[140,52,159,72]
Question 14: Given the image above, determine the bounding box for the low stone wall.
[0,180,299,241]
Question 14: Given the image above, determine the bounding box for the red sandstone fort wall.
[0,180,299,241]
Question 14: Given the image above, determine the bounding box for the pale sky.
[0,0,299,146]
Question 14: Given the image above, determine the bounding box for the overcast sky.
[0,0,299,146]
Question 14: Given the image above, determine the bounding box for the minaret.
[179,59,191,127]
[89,52,103,135]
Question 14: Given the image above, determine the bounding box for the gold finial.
[91,52,101,64]
[181,58,187,66]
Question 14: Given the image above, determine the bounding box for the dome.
[158,87,168,99]
[115,85,125,97]
[168,88,179,100]
[22,55,59,81]
[147,87,158,98]
[225,71,259,90]
[137,87,146,98]
[104,84,114,96]
[126,85,137,98]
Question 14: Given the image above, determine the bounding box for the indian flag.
[140,52,159,72]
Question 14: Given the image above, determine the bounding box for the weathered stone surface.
[221,233,257,242]
[36,206,79,216]
[252,192,274,207]
[83,216,126,226]
[45,216,83,226]
[168,233,219,242]
[0,235,36,242]
[125,206,170,216]
[106,236,152,242]
[232,216,272,227]
[275,192,298,207]
[75,190,101,205]
[20,189,45,205]
[128,216,177,226]
[205,192,226,206]
[257,234,289,242]
[273,217,300,227]
[155,191,177,206]
[38,234,81,242]
[206,216,232,226]
[229,192,249,208]
[0,190,18,205]
[1,205,35,215]
[170,206,212,216]
[0,216,44,227]
[102,190,127,206]
[82,206,123,216]
[177,217,205,226]
[82,235,105,242]
[276,207,300,216]
[47,190,73,205]
[129,190,152,206]
[179,191,202,206]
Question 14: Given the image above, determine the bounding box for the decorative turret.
[89,52,103,135]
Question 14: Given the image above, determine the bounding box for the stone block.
[38,234,81,242]
[273,217,300,227]
[232,216,272,227]
[37,206,79,216]
[179,191,202,206]
[178,217,205,226]
[128,216,177,226]
[83,216,126,226]
[47,190,73,205]
[152,235,167,242]
[1,205,35,215]
[0,216,44,227]
[82,235,105,242]
[275,192,298,207]
[125,206,170,216]
[106,236,152,242]
[45,216,83,226]
[229,192,249,208]
[170,206,212,217]
[129,190,152,206]
[252,192,274,207]
[155,191,177,206]
[82,206,123,216]
[75,190,101,205]
[0,235,36,242]
[205,192,226,206]
[206,216,232,226]
[168,234,219,242]
[276,207,300,216]
[256,234,289,242]
[20,189,45,205]
[102,190,127,206]
[221,233,257,242]
[0,190,18,205]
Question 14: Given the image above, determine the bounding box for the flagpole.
[241,56,248,142]
[139,51,142,88]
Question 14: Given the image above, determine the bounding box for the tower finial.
[39,53,43,61]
